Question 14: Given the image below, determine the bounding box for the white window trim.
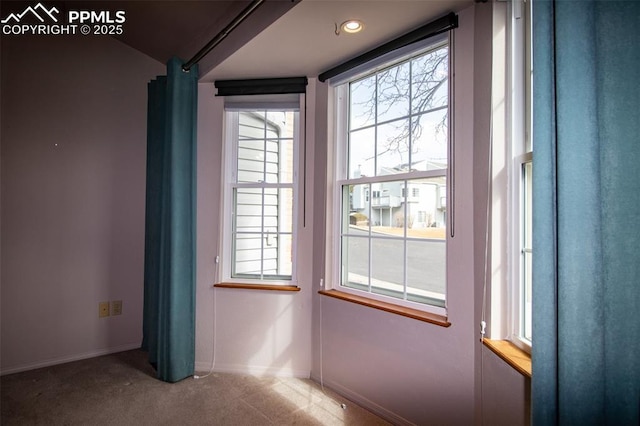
[489,0,532,353]
[509,152,532,351]
[324,39,451,317]
[508,0,532,353]
[219,98,304,286]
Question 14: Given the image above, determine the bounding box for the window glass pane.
[278,137,294,183]
[233,188,263,232]
[349,127,375,178]
[412,109,448,170]
[405,177,447,300]
[377,62,410,123]
[523,250,532,340]
[524,1,532,154]
[350,75,376,130]
[239,111,266,139]
[522,161,533,341]
[266,111,295,139]
[237,140,265,183]
[371,238,404,298]
[341,235,369,290]
[406,240,446,306]
[276,188,293,234]
[264,142,280,184]
[234,188,263,232]
[411,46,449,114]
[233,233,262,277]
[237,112,266,183]
[377,118,410,175]
[370,182,402,227]
[410,177,447,230]
[367,177,446,232]
[344,184,370,233]
[237,110,295,184]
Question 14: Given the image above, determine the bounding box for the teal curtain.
[142,57,198,383]
[532,1,640,424]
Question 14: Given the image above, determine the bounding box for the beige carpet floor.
[1,349,390,425]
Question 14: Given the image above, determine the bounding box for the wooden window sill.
[213,283,300,292]
[319,289,450,327]
[483,338,531,378]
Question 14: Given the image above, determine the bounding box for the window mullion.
[405,58,412,302]
[403,179,408,301]
[368,74,378,293]
[374,74,379,177]
[367,182,372,293]
[408,60,413,169]
[260,112,267,280]
[337,169,446,186]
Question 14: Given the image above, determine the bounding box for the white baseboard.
[195,362,310,379]
[309,374,415,426]
[0,343,141,376]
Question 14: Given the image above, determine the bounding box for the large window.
[222,109,299,282]
[333,38,450,312]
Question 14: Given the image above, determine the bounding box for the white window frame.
[508,0,533,352]
[325,35,451,316]
[219,100,303,285]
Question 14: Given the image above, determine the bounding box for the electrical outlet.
[111,300,122,316]
[99,302,110,318]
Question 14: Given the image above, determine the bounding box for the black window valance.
[215,77,308,96]
[318,12,458,83]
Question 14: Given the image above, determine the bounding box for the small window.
[222,109,299,282]
[332,38,450,312]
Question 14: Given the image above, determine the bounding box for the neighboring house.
[351,161,446,229]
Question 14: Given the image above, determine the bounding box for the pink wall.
[1,34,163,373]
[194,84,223,372]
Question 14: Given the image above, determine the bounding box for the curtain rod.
[318,12,458,83]
[182,0,265,72]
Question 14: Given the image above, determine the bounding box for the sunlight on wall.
[248,295,296,375]
[489,6,508,339]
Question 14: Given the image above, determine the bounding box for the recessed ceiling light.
[341,20,364,34]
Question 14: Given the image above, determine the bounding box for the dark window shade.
[215,77,308,96]
[318,12,458,83]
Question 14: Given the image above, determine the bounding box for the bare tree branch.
[350,47,449,169]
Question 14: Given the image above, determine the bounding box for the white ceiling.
[202,0,473,82]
